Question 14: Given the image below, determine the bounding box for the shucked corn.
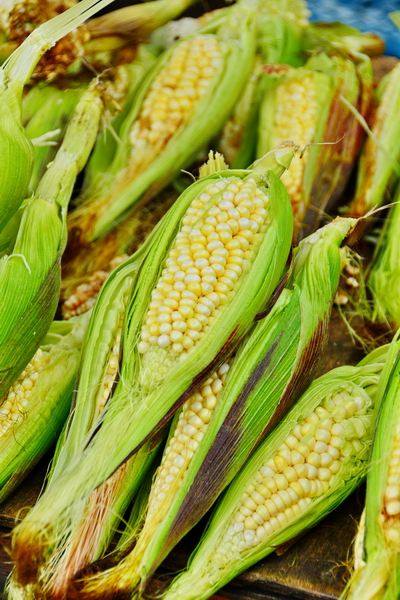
[69,2,257,242]
[341,343,400,600]
[0,313,90,503]
[224,389,365,548]
[129,35,222,167]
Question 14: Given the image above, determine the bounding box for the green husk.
[0,0,118,234]
[162,346,391,600]
[24,85,84,190]
[216,56,265,169]
[0,80,104,399]
[347,62,400,217]
[10,147,294,588]
[74,216,357,600]
[368,183,400,329]
[340,338,400,600]
[80,46,157,194]
[67,0,258,244]
[303,21,385,57]
[303,52,373,234]
[0,311,91,504]
[87,0,198,42]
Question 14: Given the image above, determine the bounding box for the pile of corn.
[0,0,400,599]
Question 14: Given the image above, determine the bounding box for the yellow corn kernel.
[148,362,230,516]
[138,177,270,356]
[62,255,128,320]
[383,422,400,519]
[272,76,317,209]
[0,349,50,439]
[218,390,367,553]
[128,35,222,175]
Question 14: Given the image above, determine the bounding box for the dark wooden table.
[0,309,367,600]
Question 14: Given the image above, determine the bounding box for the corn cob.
[11,146,294,587]
[348,61,400,217]
[73,215,357,600]
[0,0,198,69]
[11,159,222,595]
[0,79,104,399]
[0,0,90,81]
[368,183,400,330]
[258,51,371,240]
[0,311,90,503]
[67,1,258,245]
[303,52,373,234]
[340,341,400,600]
[0,0,117,234]
[161,346,390,600]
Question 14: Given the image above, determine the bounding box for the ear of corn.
[258,51,369,240]
[0,0,117,234]
[348,61,400,217]
[12,153,228,598]
[217,0,312,170]
[74,215,356,600]
[162,346,390,600]
[257,55,334,235]
[67,3,258,244]
[368,183,400,329]
[0,80,104,399]
[0,310,90,503]
[339,339,400,600]
[10,147,295,586]
[302,51,373,234]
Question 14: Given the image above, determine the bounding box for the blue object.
[307,0,400,57]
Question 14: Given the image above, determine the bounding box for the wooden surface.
[0,307,366,599]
